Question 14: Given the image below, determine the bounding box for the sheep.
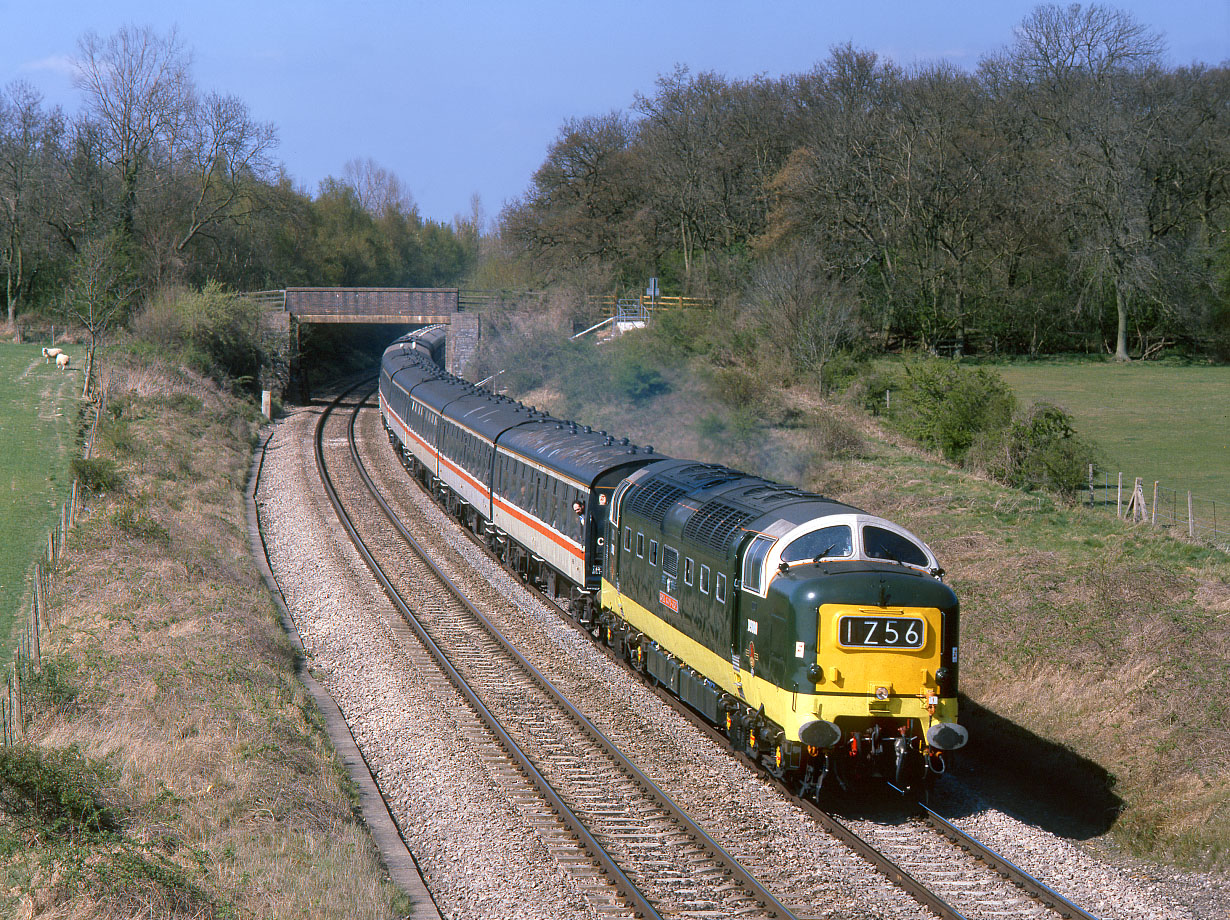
[55,353,70,370]
[42,347,63,363]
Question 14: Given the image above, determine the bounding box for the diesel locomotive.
[379,327,967,793]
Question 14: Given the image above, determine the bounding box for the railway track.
[300,381,1107,920]
[315,383,798,920]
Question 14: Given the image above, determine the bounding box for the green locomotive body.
[601,459,966,791]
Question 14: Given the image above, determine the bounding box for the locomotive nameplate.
[837,615,925,650]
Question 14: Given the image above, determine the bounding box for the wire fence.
[2,378,101,746]
[2,481,81,746]
[1088,467,1228,549]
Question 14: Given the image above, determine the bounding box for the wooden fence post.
[1117,473,1123,518]
[1188,491,1194,537]
[1151,481,1158,526]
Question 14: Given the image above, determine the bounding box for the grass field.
[991,360,1229,503]
[0,343,80,660]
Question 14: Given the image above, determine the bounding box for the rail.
[319,383,798,920]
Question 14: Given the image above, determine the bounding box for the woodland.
[2,4,1227,370]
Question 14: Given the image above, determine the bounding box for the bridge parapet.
[283,287,459,323]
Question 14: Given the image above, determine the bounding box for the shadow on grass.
[942,695,1123,839]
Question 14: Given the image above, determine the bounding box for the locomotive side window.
[683,557,694,587]
[624,527,632,552]
[700,564,710,594]
[741,534,775,595]
[636,532,644,558]
[649,540,658,566]
[862,525,928,567]
[716,572,727,603]
[610,480,631,528]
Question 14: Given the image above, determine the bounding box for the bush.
[0,744,120,841]
[71,456,123,494]
[889,359,1016,461]
[130,283,264,389]
[970,402,1100,495]
[611,354,670,403]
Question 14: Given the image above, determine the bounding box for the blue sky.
[3,1,1226,225]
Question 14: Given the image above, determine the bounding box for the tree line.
[1,26,476,335]
[497,4,1229,362]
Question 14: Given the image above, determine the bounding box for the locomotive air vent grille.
[683,503,756,553]
[625,481,687,525]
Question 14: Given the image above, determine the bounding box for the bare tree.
[341,157,417,218]
[73,25,193,239]
[1003,3,1165,360]
[63,232,137,397]
[0,82,62,330]
[746,244,862,389]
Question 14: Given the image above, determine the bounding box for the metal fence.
[1088,468,1228,549]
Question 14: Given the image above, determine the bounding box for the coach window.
[716,572,727,604]
[684,557,694,587]
[700,564,710,594]
[624,527,632,552]
[636,532,644,558]
[649,540,659,566]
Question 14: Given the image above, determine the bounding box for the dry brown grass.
[1,350,410,919]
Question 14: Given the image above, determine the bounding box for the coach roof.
[498,422,662,487]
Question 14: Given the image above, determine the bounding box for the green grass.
[991,360,1230,503]
[0,344,80,660]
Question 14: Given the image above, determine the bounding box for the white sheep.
[55,353,70,370]
[42,347,63,363]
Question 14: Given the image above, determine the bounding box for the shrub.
[71,456,123,494]
[810,412,864,460]
[970,402,1100,495]
[0,744,120,841]
[130,283,264,390]
[890,359,1016,461]
[611,354,670,404]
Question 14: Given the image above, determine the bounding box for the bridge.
[247,287,482,388]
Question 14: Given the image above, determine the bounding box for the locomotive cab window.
[624,527,632,552]
[741,534,776,595]
[781,524,853,565]
[716,572,727,603]
[862,525,928,568]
